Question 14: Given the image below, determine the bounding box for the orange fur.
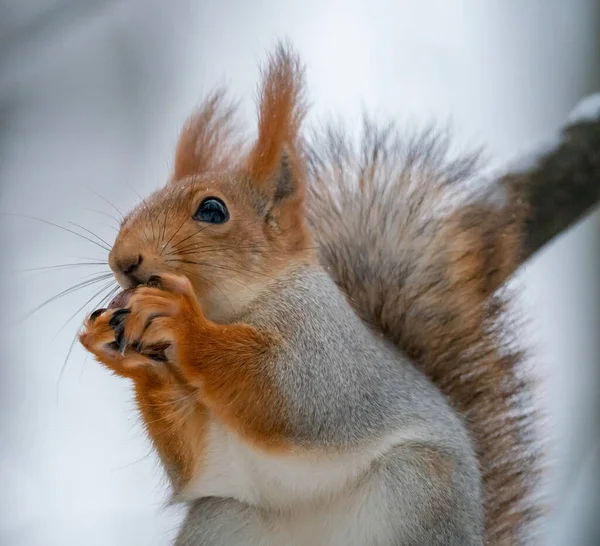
[172,90,244,180]
[133,377,208,489]
[79,311,206,487]
[246,43,306,185]
[139,275,289,450]
[81,274,290,454]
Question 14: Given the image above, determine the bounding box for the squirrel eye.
[193,197,229,224]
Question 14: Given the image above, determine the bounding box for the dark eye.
[193,197,229,224]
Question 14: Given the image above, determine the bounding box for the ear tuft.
[273,147,296,202]
[246,42,307,195]
[172,89,243,181]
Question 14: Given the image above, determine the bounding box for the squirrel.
[78,42,600,545]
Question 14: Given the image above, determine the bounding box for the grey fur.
[244,267,470,451]
[176,266,483,545]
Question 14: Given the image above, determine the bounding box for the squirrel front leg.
[79,304,209,489]
[99,273,289,452]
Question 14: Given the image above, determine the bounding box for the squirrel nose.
[116,254,143,281]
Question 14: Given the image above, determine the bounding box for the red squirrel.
[78,43,600,545]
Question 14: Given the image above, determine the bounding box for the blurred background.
[0,1,598,544]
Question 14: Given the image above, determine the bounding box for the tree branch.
[503,94,600,266]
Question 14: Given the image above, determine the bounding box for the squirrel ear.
[246,42,306,204]
[172,90,242,181]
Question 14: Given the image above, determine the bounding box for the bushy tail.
[304,122,540,545]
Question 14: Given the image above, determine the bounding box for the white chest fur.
[177,419,425,545]
[181,418,375,508]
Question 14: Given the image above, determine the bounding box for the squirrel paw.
[79,274,204,377]
[78,305,159,377]
[110,273,203,358]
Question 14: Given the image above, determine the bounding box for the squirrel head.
[109,44,313,321]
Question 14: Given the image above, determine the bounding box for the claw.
[108,308,130,327]
[89,308,106,322]
[109,309,131,354]
[147,350,168,362]
[118,334,127,355]
[143,341,170,362]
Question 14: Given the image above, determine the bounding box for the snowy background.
[1,1,599,544]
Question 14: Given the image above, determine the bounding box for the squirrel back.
[305,125,538,544]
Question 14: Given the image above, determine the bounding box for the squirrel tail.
[305,121,540,545]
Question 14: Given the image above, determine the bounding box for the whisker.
[168,241,321,257]
[34,270,113,285]
[5,213,111,253]
[170,223,213,251]
[83,186,125,222]
[84,207,121,227]
[161,217,188,255]
[56,335,79,407]
[158,202,174,255]
[67,221,113,250]
[80,352,90,380]
[164,262,235,311]
[166,258,277,282]
[112,451,153,471]
[54,280,119,402]
[99,284,122,307]
[21,273,115,321]
[73,256,110,263]
[52,278,118,339]
[165,239,247,256]
[167,222,320,256]
[21,262,109,273]
[128,183,158,249]
[97,222,119,233]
